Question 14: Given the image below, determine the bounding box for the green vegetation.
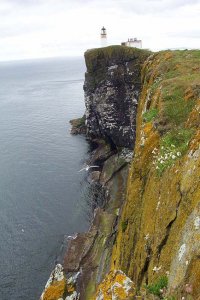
[155,128,193,175]
[143,108,159,123]
[146,276,168,298]
[144,50,200,175]
[70,116,85,128]
[161,128,193,150]
[149,50,200,129]
[121,220,128,232]
[162,79,196,125]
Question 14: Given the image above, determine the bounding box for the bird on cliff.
[78,164,99,172]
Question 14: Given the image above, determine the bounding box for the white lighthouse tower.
[100,26,107,47]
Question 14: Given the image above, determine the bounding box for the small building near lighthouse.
[100,26,107,47]
[121,38,142,49]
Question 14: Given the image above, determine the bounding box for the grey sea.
[0,57,90,299]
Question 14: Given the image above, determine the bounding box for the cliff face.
[111,50,200,299]
[41,48,200,300]
[84,46,150,148]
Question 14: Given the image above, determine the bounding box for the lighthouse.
[100,26,107,47]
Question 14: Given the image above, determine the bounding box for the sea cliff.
[40,47,200,300]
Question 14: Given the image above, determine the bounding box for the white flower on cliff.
[194,216,200,230]
[153,266,162,272]
[172,154,176,159]
[156,201,161,210]
[177,152,181,157]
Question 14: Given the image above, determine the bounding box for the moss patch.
[143,108,159,123]
[146,276,168,298]
[121,220,128,232]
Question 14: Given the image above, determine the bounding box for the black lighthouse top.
[101,27,106,35]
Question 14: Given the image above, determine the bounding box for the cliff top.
[84,45,151,73]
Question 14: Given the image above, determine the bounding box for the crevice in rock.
[137,245,152,288]
[157,182,183,259]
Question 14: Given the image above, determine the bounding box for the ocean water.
[0,57,90,299]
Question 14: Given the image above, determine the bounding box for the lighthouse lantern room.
[100,26,107,47]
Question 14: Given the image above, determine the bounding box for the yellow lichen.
[42,279,66,300]
[95,270,135,300]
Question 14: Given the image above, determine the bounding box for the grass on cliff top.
[85,45,151,73]
[162,77,197,125]
[150,50,200,128]
[143,50,200,128]
[144,50,200,175]
[160,50,200,128]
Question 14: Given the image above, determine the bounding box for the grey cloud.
[3,0,200,15]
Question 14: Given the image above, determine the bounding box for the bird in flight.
[78,164,99,172]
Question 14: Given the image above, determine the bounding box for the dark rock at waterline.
[88,171,101,183]
[88,140,114,165]
[63,227,98,272]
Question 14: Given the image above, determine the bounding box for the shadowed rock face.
[84,46,151,149]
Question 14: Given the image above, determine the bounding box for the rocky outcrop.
[84,46,150,149]
[70,116,86,135]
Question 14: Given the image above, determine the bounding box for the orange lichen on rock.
[40,265,67,300]
[42,280,66,300]
[184,87,195,101]
[186,99,200,128]
[95,270,135,300]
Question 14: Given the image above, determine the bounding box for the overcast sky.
[0,0,199,61]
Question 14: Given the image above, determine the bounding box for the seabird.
[78,165,99,172]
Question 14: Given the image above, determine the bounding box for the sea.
[0,57,90,299]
